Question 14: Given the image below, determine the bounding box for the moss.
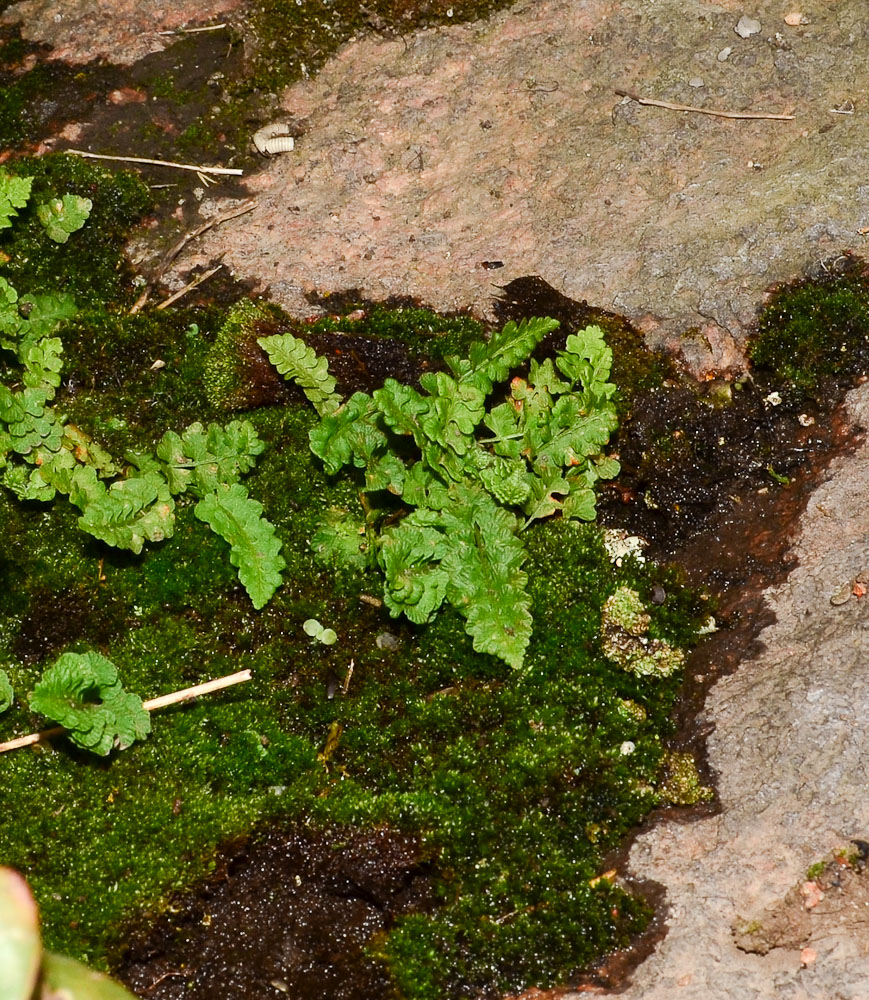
[806,861,826,881]
[0,154,151,308]
[203,299,289,411]
[0,292,710,996]
[0,34,77,147]
[749,270,869,395]
[305,301,488,361]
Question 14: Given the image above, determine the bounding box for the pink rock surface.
[1,0,244,65]
[167,0,869,375]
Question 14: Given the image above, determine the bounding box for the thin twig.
[128,286,151,315]
[0,669,252,753]
[65,150,243,176]
[154,264,223,310]
[157,23,227,35]
[614,89,795,121]
[130,200,255,316]
[161,199,256,269]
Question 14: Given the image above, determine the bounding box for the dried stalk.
[615,89,795,121]
[0,669,252,753]
[65,150,243,176]
[155,263,223,310]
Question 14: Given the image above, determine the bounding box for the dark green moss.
[59,306,226,451]
[749,271,869,395]
[0,154,151,307]
[305,301,489,361]
[0,34,74,147]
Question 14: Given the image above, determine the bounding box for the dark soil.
[119,827,434,1000]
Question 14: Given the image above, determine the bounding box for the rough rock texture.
[170,0,869,374]
[565,380,869,999]
[0,0,244,65]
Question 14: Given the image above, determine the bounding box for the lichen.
[600,587,686,678]
[657,750,714,806]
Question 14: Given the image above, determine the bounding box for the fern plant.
[28,652,151,756]
[260,317,621,667]
[0,169,285,609]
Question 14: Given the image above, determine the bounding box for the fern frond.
[157,420,264,496]
[77,471,175,554]
[446,317,559,391]
[194,484,285,609]
[258,332,341,416]
[29,651,150,756]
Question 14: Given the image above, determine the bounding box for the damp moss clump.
[0,298,709,997]
[749,269,869,395]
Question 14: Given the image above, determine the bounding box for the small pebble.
[717,46,733,62]
[688,77,705,88]
[735,15,762,38]
[376,632,401,651]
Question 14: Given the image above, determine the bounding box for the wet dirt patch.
[118,827,433,1000]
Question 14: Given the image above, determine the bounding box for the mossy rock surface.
[0,266,707,997]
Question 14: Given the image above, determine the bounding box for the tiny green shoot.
[303,619,338,645]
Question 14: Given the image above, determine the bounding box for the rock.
[735,15,762,38]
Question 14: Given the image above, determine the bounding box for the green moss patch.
[749,267,869,395]
[0,290,708,996]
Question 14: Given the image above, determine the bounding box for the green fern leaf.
[36,194,92,244]
[0,277,22,348]
[157,420,264,496]
[0,384,24,425]
[309,392,385,475]
[78,471,175,554]
[17,292,77,344]
[194,484,285,609]
[439,486,531,668]
[556,325,616,400]
[0,669,12,713]
[447,317,559,391]
[418,372,486,456]
[372,378,429,442]
[29,651,150,756]
[0,171,31,230]
[21,336,63,395]
[6,390,63,455]
[380,513,451,624]
[311,507,372,570]
[258,332,340,416]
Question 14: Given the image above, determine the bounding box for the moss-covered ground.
[749,261,869,397]
[0,155,714,997]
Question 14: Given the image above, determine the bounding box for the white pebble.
[735,15,762,38]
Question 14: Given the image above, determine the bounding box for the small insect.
[252,123,296,156]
